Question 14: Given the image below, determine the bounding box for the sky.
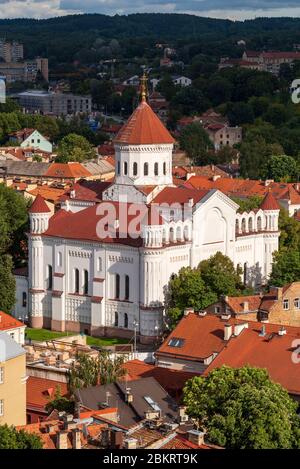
[0,0,300,21]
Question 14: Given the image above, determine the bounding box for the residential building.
[13,87,280,344]
[0,331,26,426]
[0,58,48,83]
[203,123,242,150]
[186,175,300,217]
[9,128,53,153]
[26,376,68,424]
[155,311,300,399]
[0,40,24,63]
[172,75,192,87]
[75,376,178,428]
[0,311,26,345]
[207,282,300,327]
[17,90,92,116]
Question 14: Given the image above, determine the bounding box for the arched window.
[74,268,79,294]
[154,162,159,176]
[241,218,246,232]
[47,265,53,290]
[83,269,89,295]
[115,274,120,299]
[114,312,119,327]
[124,313,128,328]
[248,218,253,232]
[125,275,130,300]
[235,219,239,232]
[144,162,148,176]
[57,252,62,267]
[22,292,27,308]
[117,161,120,175]
[133,162,138,176]
[257,216,262,231]
[163,162,166,175]
[124,161,128,175]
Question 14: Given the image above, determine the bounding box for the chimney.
[178,406,189,424]
[186,172,196,181]
[70,189,76,199]
[125,389,133,403]
[234,322,248,336]
[276,287,283,300]
[184,307,194,316]
[187,430,205,447]
[56,430,69,450]
[212,175,221,182]
[242,301,249,312]
[72,428,81,450]
[63,414,76,430]
[278,326,287,336]
[259,325,266,337]
[188,198,194,208]
[224,324,232,341]
[124,438,138,450]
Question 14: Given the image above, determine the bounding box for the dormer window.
[283,299,289,310]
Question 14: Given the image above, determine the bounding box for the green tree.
[278,209,300,251]
[232,195,263,213]
[68,351,126,393]
[269,248,300,286]
[266,154,299,182]
[198,251,243,298]
[56,133,95,163]
[183,366,300,449]
[45,386,74,415]
[179,122,213,164]
[0,424,43,449]
[0,255,16,313]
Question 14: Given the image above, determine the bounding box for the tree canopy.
[183,366,300,449]
[56,133,96,163]
[179,122,213,165]
[0,425,43,449]
[166,252,249,328]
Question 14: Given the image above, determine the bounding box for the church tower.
[103,74,175,203]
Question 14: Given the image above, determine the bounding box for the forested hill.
[1,13,300,63]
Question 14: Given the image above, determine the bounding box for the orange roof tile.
[29,186,66,203]
[226,295,262,314]
[204,324,300,395]
[26,377,68,411]
[115,101,175,145]
[29,194,51,213]
[45,163,91,179]
[0,311,24,331]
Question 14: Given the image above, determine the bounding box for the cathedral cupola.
[29,194,51,234]
[113,73,175,188]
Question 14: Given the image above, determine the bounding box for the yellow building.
[0,331,26,426]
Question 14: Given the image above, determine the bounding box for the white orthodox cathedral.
[13,83,280,343]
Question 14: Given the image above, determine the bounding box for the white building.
[20,129,52,153]
[13,92,280,344]
[172,76,192,87]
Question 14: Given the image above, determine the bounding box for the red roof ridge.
[29,194,51,214]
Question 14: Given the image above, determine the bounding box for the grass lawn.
[25,328,130,347]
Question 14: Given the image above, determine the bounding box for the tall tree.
[183,366,300,449]
[179,122,213,164]
[56,133,96,163]
[68,351,126,393]
[0,254,16,313]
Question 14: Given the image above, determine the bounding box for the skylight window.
[168,337,185,348]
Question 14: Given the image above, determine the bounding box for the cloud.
[0,0,299,19]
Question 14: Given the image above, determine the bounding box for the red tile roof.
[0,311,24,331]
[45,163,91,179]
[26,377,68,411]
[59,180,111,203]
[123,359,198,394]
[43,202,162,247]
[204,324,300,396]
[260,191,280,211]
[115,101,175,145]
[156,314,229,361]
[29,194,51,213]
[153,186,209,206]
[226,295,262,314]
